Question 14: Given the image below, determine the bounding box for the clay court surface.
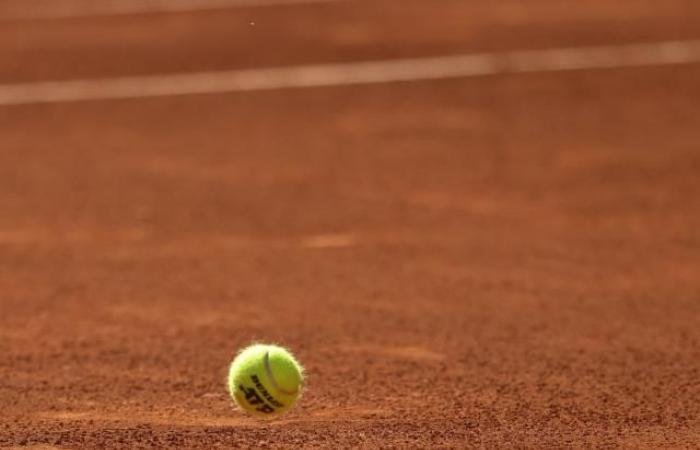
[1,1,700,448]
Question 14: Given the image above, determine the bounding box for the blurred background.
[1,1,699,447]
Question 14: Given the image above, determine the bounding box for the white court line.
[1,40,700,106]
[0,0,340,20]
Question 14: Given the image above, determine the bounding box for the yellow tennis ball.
[227,343,304,418]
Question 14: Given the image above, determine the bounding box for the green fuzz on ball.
[227,344,304,418]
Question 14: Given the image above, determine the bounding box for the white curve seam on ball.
[263,351,298,396]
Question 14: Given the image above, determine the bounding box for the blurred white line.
[0,0,340,20]
[1,40,700,106]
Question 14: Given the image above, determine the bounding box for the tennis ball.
[227,343,304,418]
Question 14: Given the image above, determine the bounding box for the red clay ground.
[1,1,700,448]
